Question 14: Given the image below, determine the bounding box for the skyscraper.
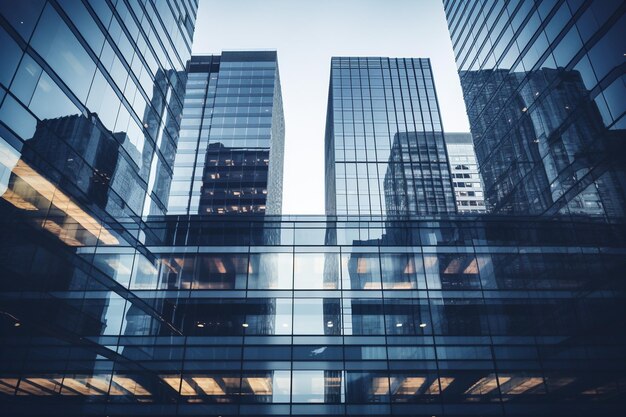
[167,51,285,215]
[1,2,625,417]
[444,132,487,213]
[325,57,456,216]
[0,0,197,241]
[443,0,626,218]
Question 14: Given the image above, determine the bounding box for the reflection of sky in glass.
[294,253,339,289]
[271,371,291,402]
[291,371,325,403]
[294,299,326,334]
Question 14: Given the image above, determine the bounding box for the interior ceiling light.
[193,377,226,395]
[396,377,426,395]
[245,377,272,395]
[112,376,150,396]
[3,160,118,245]
[464,375,506,395]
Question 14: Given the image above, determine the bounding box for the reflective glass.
[293,298,341,335]
[30,4,96,101]
[248,252,293,289]
[294,252,340,289]
[346,372,389,403]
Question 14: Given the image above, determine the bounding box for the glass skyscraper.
[0,0,197,242]
[1,2,625,417]
[325,57,456,216]
[444,132,487,213]
[443,0,626,218]
[167,51,284,215]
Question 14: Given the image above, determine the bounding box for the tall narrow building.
[168,51,284,215]
[325,57,456,216]
[443,0,626,219]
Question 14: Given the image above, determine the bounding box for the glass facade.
[1,1,625,416]
[0,215,625,416]
[443,0,626,218]
[167,51,285,215]
[445,132,487,213]
[325,57,456,216]
[0,0,197,242]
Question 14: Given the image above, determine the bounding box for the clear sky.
[192,0,470,214]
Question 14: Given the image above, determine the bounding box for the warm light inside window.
[245,377,272,395]
[464,375,507,395]
[395,377,426,395]
[1,160,118,246]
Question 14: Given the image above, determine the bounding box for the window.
[0,27,23,87]
[294,252,340,289]
[30,4,96,101]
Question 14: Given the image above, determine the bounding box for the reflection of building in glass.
[0,0,195,227]
[201,143,272,214]
[24,114,145,218]
[444,132,486,213]
[384,132,456,216]
[325,57,456,216]
[142,68,189,216]
[1,215,625,414]
[444,0,626,218]
[1,1,626,416]
[167,52,284,215]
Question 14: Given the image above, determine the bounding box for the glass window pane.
[158,254,195,289]
[292,345,343,361]
[0,95,37,139]
[342,252,381,289]
[0,27,23,87]
[194,253,248,289]
[390,371,440,403]
[10,54,42,105]
[30,4,96,101]
[162,373,240,402]
[292,370,342,403]
[130,254,159,289]
[187,299,244,335]
[384,300,431,335]
[0,0,45,41]
[346,372,389,403]
[380,253,423,289]
[345,299,384,335]
[92,253,134,287]
[244,298,291,335]
[248,252,293,289]
[294,252,340,289]
[293,298,341,335]
[240,371,290,403]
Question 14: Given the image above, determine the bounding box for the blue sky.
[192,0,469,214]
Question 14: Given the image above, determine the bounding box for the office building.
[444,132,487,213]
[325,57,456,216]
[0,0,197,237]
[1,214,625,416]
[1,2,625,416]
[443,0,626,218]
[167,51,285,215]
